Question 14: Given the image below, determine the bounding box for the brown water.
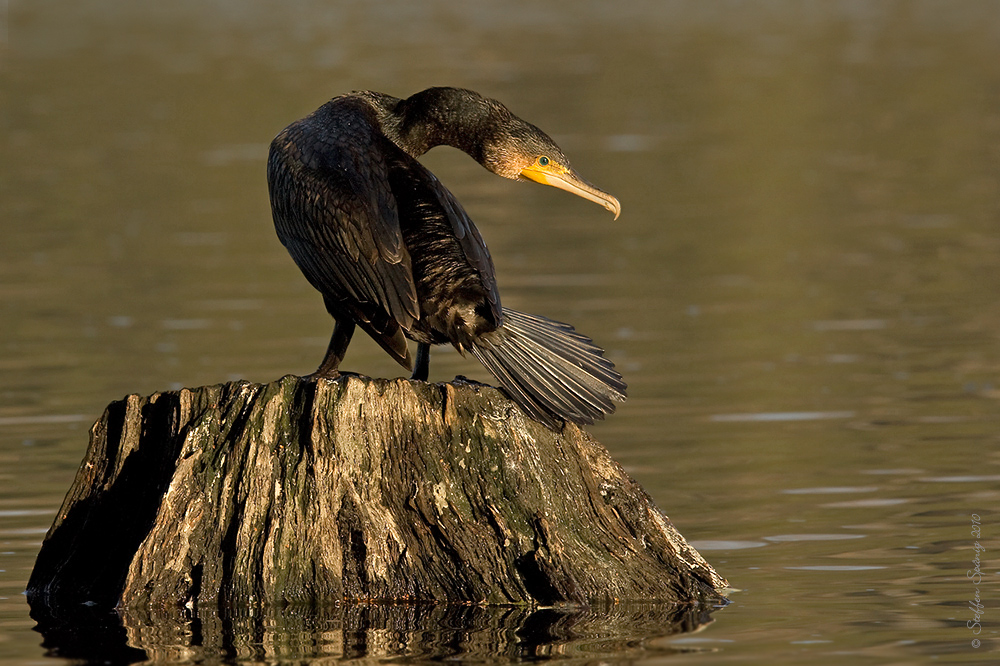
[3,1,999,663]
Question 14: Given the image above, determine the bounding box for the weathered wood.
[27,375,727,613]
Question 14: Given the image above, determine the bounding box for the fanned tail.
[468,308,627,429]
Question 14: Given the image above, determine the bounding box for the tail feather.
[497,327,617,415]
[502,313,627,388]
[488,342,596,423]
[468,309,627,428]
[471,342,565,427]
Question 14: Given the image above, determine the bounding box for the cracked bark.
[27,375,727,613]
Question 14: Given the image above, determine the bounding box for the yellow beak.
[519,165,621,220]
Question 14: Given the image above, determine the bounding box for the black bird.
[266,87,625,428]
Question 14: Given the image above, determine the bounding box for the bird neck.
[373,88,504,164]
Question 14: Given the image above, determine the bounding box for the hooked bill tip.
[606,196,621,220]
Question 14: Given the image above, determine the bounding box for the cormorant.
[266,87,625,428]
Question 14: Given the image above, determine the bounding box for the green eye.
[538,156,550,166]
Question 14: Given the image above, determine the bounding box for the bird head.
[482,120,621,220]
[395,87,621,219]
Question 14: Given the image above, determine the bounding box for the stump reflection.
[33,600,725,664]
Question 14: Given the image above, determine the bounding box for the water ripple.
[710,411,855,422]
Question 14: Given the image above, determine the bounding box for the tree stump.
[27,375,727,614]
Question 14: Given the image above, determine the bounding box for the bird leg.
[310,319,356,379]
[411,343,431,381]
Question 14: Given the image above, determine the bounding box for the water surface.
[3,1,999,663]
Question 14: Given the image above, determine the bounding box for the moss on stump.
[27,375,727,613]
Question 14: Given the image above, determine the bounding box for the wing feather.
[389,160,502,326]
[267,98,420,332]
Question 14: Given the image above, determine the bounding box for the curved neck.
[370,88,506,162]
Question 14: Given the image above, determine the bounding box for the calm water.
[3,1,999,663]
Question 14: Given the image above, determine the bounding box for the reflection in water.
[33,601,722,664]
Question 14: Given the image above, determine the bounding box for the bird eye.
[537,156,550,166]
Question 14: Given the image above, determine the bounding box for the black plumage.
[266,87,625,428]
